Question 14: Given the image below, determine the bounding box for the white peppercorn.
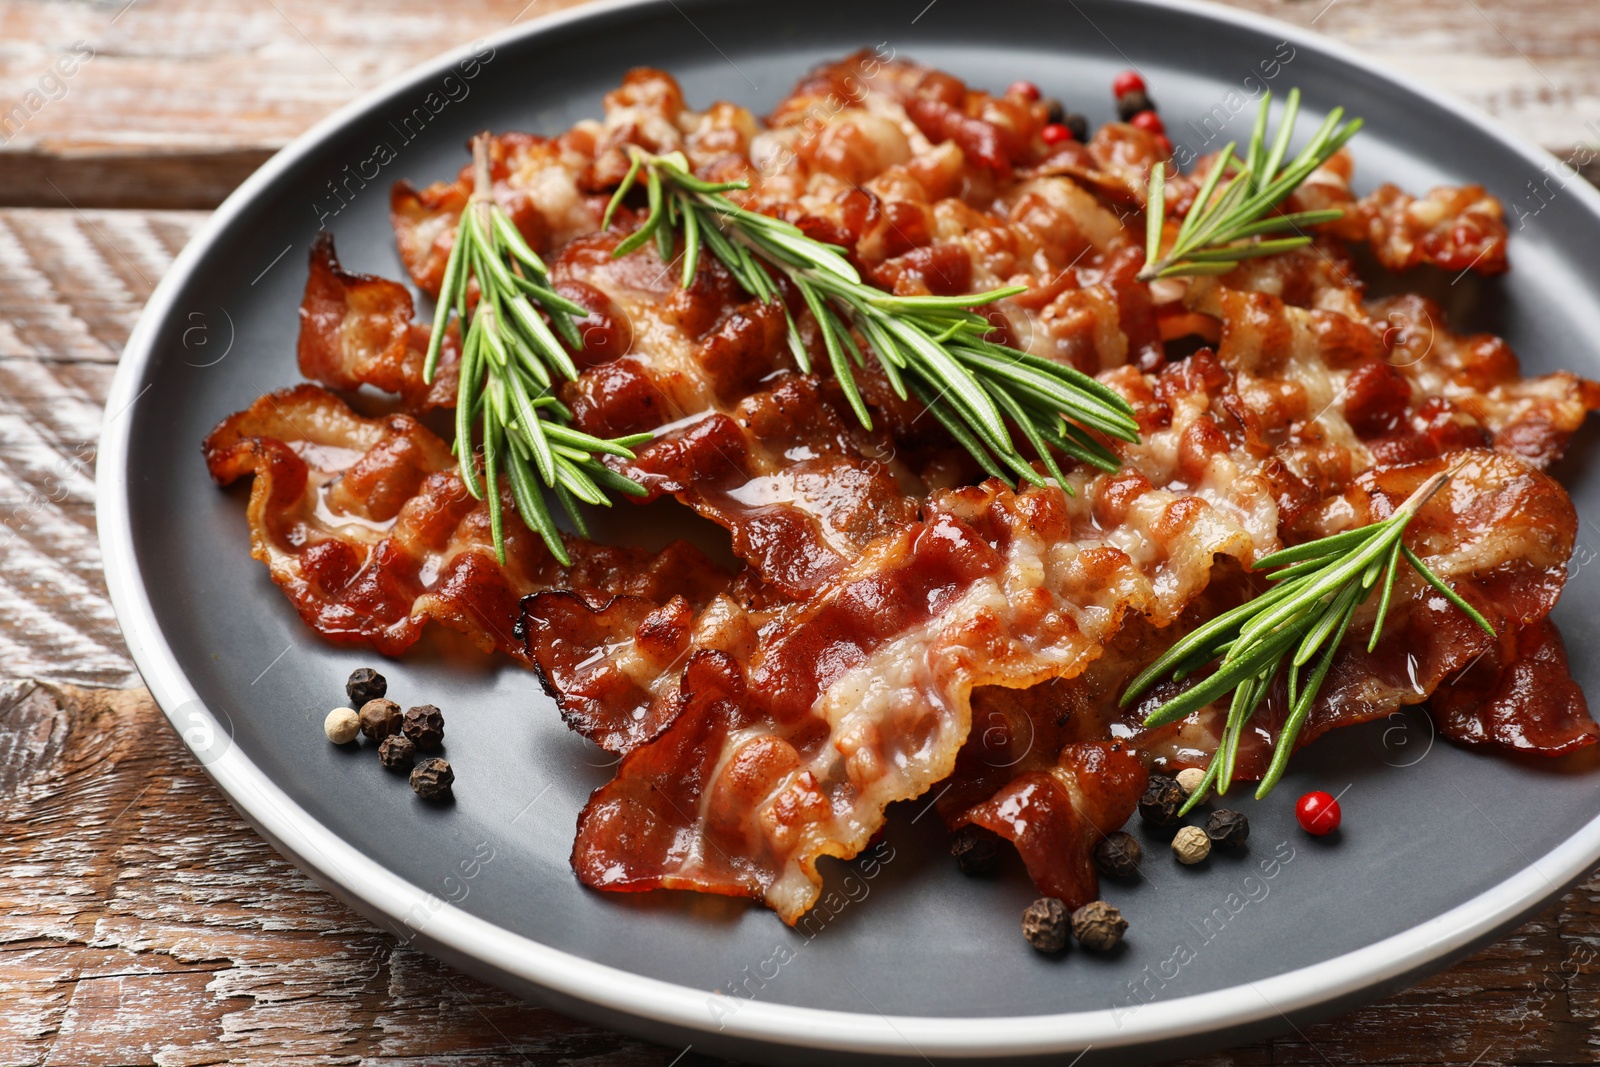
[1172,825,1212,864]
[1175,767,1207,797]
[324,707,360,744]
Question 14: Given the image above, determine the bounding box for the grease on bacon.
[208,53,1599,926]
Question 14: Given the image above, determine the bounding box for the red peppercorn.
[1155,133,1174,157]
[1112,71,1147,98]
[1041,122,1074,146]
[1007,80,1041,102]
[1130,109,1165,135]
[1296,790,1342,835]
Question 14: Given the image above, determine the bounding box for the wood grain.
[2,0,1600,1062]
[0,0,1595,208]
[0,207,203,690]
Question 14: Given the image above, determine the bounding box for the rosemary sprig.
[423,133,649,566]
[1120,464,1495,810]
[1139,89,1363,281]
[603,150,1141,487]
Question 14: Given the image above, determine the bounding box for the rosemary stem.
[1138,89,1363,282]
[426,132,648,563]
[1128,459,1493,802]
[605,149,1140,490]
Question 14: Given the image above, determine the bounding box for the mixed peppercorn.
[358,697,402,742]
[410,757,455,801]
[1008,68,1170,159]
[956,765,1281,952]
[1020,897,1129,955]
[1021,896,1072,953]
[1206,808,1251,849]
[1071,900,1128,952]
[1141,771,1257,868]
[1171,825,1211,865]
[1138,774,1187,826]
[323,668,454,801]
[379,734,416,772]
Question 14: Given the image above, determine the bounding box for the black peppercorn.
[1043,97,1065,126]
[951,824,1001,876]
[403,704,445,751]
[1116,88,1155,122]
[410,757,454,800]
[1206,808,1250,850]
[358,698,403,742]
[1093,830,1143,878]
[1071,900,1128,952]
[1138,775,1185,826]
[379,734,416,772]
[1061,111,1090,143]
[1021,897,1070,953]
[346,667,387,708]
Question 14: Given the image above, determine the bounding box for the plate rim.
[96,0,1600,1056]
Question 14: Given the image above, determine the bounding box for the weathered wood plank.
[0,0,1595,208]
[0,0,586,208]
[1234,0,1600,152]
[0,207,204,690]
[1,684,1595,1066]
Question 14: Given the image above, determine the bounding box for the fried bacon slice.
[1292,151,1510,274]
[391,130,607,296]
[297,234,459,410]
[957,742,1146,907]
[1431,619,1597,755]
[539,231,925,600]
[202,384,726,659]
[765,48,1040,183]
[208,54,1599,927]
[529,477,1243,919]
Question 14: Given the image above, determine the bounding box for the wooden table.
[3,1,1597,1062]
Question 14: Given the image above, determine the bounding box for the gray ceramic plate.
[97,0,1600,1062]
